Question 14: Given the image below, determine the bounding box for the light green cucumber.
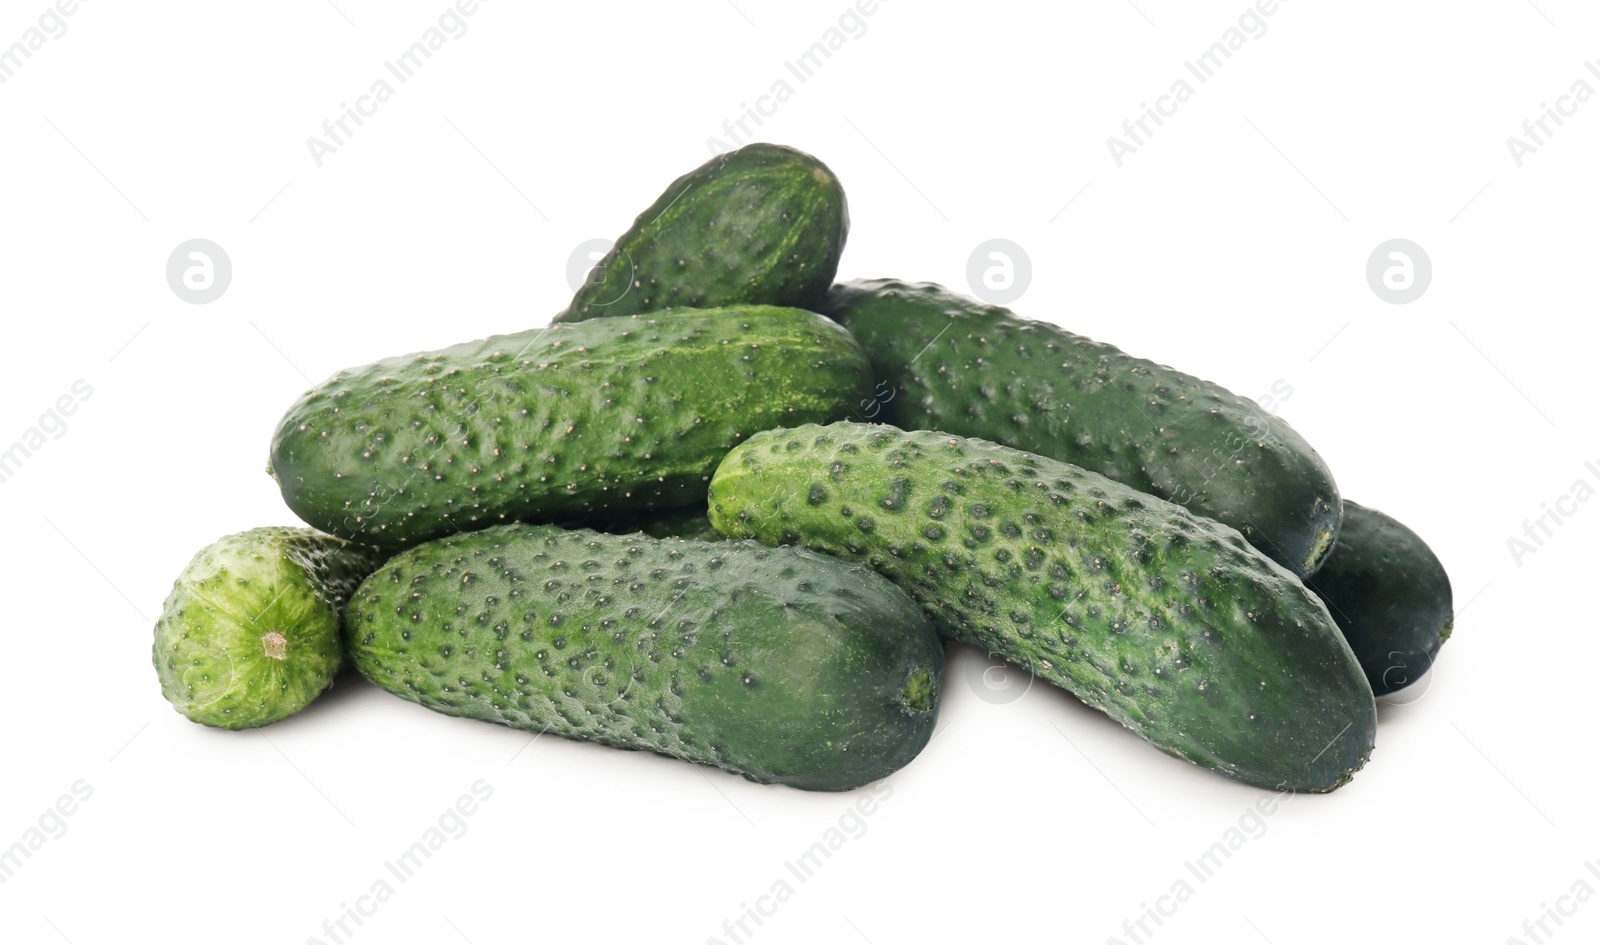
[153,527,386,729]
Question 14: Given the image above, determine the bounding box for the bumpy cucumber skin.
[344,524,943,791]
[556,143,848,323]
[270,307,872,549]
[152,527,387,730]
[708,422,1375,793]
[1306,501,1452,696]
[825,279,1342,578]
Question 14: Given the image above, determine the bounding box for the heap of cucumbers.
[152,142,1452,794]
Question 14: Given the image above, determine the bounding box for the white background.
[1,1,1593,943]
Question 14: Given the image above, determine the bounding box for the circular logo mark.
[166,239,233,305]
[966,650,1034,705]
[966,238,1032,306]
[565,238,613,292]
[1366,239,1431,305]
[566,237,635,309]
[1376,649,1436,707]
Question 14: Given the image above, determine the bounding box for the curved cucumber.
[344,524,943,791]
[825,279,1341,577]
[270,306,871,548]
[152,527,386,729]
[708,422,1375,792]
[1306,501,1453,696]
[557,143,848,322]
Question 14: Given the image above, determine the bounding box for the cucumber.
[270,306,871,549]
[707,422,1375,792]
[824,279,1341,578]
[556,144,848,323]
[152,527,386,729]
[1306,501,1453,696]
[343,524,943,791]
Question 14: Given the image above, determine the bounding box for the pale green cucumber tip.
[260,631,289,661]
[902,669,936,714]
[1304,523,1336,575]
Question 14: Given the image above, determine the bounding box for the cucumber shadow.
[254,665,387,733]
[946,641,1132,736]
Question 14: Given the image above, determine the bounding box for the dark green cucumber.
[153,527,387,729]
[708,422,1375,792]
[1306,501,1453,696]
[270,307,871,548]
[344,524,943,791]
[556,144,848,323]
[824,279,1341,578]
